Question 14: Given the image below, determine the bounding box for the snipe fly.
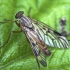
[0,11,69,68]
[60,18,70,37]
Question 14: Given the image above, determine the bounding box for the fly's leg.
[28,7,32,17]
[12,30,22,33]
[0,19,21,49]
[0,30,22,49]
[15,20,20,27]
[0,19,20,28]
[4,19,20,27]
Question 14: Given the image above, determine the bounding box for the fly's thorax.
[20,16,33,28]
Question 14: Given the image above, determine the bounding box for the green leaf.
[0,0,70,70]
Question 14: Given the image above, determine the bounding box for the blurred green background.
[0,0,70,70]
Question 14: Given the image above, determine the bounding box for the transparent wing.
[25,32,47,67]
[32,19,69,48]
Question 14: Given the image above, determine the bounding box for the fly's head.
[15,11,33,28]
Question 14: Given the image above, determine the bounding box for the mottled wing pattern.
[32,19,69,48]
[25,32,47,67]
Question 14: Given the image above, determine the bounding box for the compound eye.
[15,11,24,19]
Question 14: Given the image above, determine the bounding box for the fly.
[0,11,69,68]
[60,18,70,37]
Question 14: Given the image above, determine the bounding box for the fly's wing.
[25,32,47,67]
[32,19,69,48]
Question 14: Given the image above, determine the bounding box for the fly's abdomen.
[37,41,51,55]
[43,46,51,55]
